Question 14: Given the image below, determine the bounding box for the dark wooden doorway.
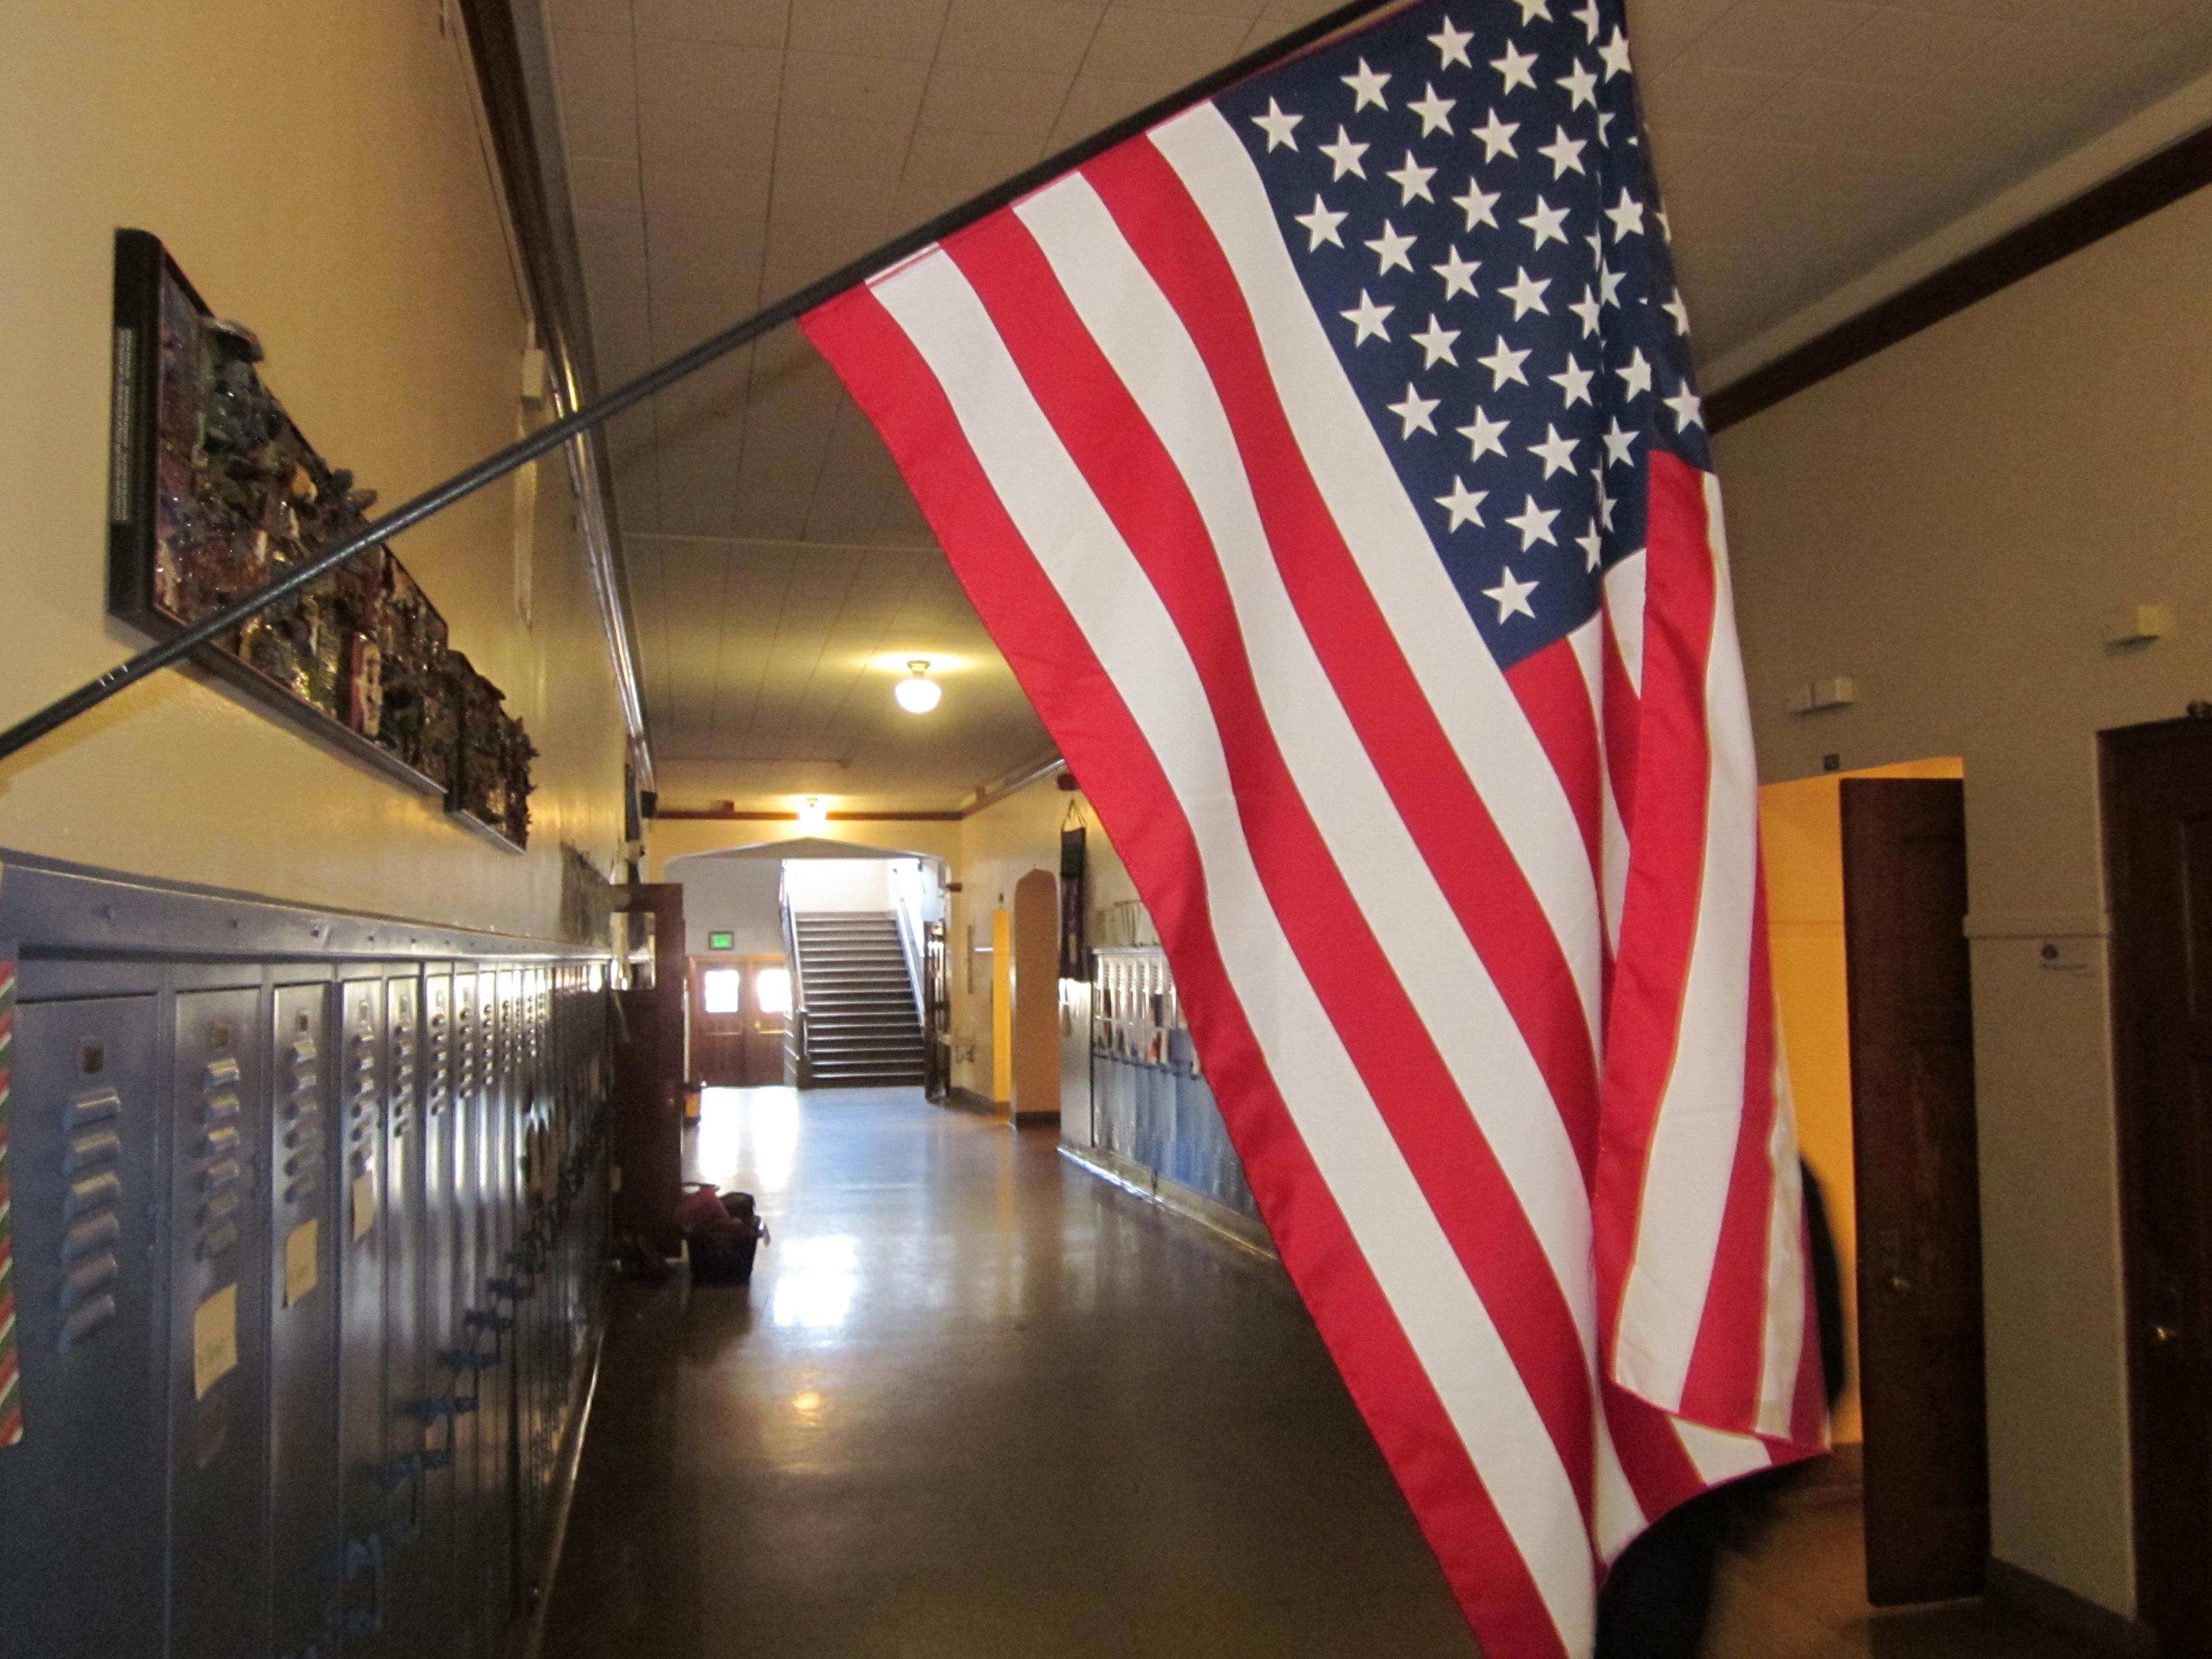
[1840,777,1988,1605]
[921,920,950,1102]
[688,956,789,1088]
[2102,715,2212,1647]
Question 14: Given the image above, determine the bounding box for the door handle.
[1885,1274,1911,1294]
[2151,1323,2181,1346]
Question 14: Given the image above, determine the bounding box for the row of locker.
[1088,949,1252,1221]
[0,953,612,1659]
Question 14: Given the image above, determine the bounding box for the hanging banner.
[1,955,23,1448]
[1058,819,1087,980]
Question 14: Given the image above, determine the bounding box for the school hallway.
[540,1089,2102,1659]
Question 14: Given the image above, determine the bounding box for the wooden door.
[688,957,788,1088]
[690,960,748,1087]
[2102,716,2212,1645]
[1840,777,1988,1605]
[922,921,950,1101]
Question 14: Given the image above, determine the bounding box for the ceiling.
[535,0,2212,810]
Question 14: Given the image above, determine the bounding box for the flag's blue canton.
[1215,0,1708,671]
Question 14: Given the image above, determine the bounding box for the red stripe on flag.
[1506,639,1605,879]
[942,213,1596,1507]
[1600,1384,1710,1530]
[1085,138,1603,1181]
[1681,875,1781,1427]
[802,279,1572,1659]
[1594,450,1719,1353]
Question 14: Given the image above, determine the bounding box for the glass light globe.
[797,797,828,830]
[895,663,941,714]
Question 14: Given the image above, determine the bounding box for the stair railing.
[779,866,809,1088]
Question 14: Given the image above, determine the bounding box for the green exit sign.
[708,931,734,951]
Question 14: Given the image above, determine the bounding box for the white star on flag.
[1343,58,1391,110]
[1407,84,1458,135]
[1435,475,1488,528]
[1498,267,1551,318]
[1550,354,1594,406]
[1342,290,1394,344]
[1294,195,1346,249]
[1456,404,1510,461]
[1411,315,1463,366]
[1602,416,1637,468]
[1528,423,1579,477]
[1483,563,1541,618]
[1605,188,1646,240]
[1453,177,1501,230]
[1537,126,1587,177]
[1520,196,1570,248]
[1616,346,1653,397]
[1427,16,1473,69]
[1388,383,1442,436]
[1665,381,1706,430]
[1556,59,1597,109]
[1431,247,1481,299]
[1389,152,1439,203]
[1478,335,1531,388]
[1366,221,1417,274]
[1600,25,1634,78]
[1491,41,1539,93]
[1504,496,1560,550]
[1320,126,1369,179]
[1471,109,1520,160]
[1250,99,1302,151]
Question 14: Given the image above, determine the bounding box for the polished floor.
[543,1088,2103,1658]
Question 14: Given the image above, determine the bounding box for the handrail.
[778,866,807,1088]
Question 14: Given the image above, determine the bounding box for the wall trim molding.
[1983,1559,2157,1658]
[1709,107,2212,433]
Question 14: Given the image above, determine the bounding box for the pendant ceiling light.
[797,797,828,831]
[894,659,942,714]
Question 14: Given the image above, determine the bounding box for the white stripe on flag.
[1613,474,1760,1411]
[1604,551,1646,694]
[1014,175,1596,1355]
[1150,106,1605,1055]
[869,247,1595,1654]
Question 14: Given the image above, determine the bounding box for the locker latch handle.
[440,1347,504,1373]
[402,1395,478,1423]
[465,1310,514,1335]
[488,1275,535,1301]
[343,1532,386,1637]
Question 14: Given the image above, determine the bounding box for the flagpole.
[0,0,1410,770]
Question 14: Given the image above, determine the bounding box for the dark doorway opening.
[2101,714,2212,1647]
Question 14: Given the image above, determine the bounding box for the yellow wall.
[1760,756,1964,1447]
[0,1,630,938]
[1717,183,2212,1613]
[950,772,1141,1100]
[646,818,961,876]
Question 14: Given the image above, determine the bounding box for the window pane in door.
[755,967,791,1017]
[701,968,742,1014]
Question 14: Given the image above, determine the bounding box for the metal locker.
[0,994,167,1659]
[470,964,512,1642]
[268,982,342,1659]
[336,976,389,1658]
[378,974,431,1657]
[413,968,462,1658]
[446,971,486,1659]
[493,968,525,1604]
[168,985,272,1659]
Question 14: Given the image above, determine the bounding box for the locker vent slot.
[63,1086,123,1129]
[60,1211,123,1262]
[198,1220,240,1260]
[59,1252,119,1309]
[56,1294,116,1351]
[63,1127,122,1173]
[64,1171,123,1218]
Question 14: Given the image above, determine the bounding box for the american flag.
[803,1,1826,1651]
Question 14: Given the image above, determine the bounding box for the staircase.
[793,912,926,1087]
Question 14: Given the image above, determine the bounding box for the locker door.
[472,965,512,1641]
[380,975,429,1654]
[446,972,484,1659]
[168,986,272,1659]
[494,968,524,1604]
[336,978,388,1658]
[415,969,461,1658]
[269,984,342,1659]
[0,995,166,1659]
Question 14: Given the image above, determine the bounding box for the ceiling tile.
[570,154,645,214]
[551,28,638,108]
[638,99,778,173]
[781,51,934,124]
[893,126,1047,227]
[775,112,916,186]
[790,0,953,59]
[1805,5,2000,88]
[633,35,783,106]
[641,158,772,221]
[1682,0,1880,79]
[550,0,632,35]
[938,0,1105,75]
[1641,56,1790,138]
[646,211,767,291]
[1623,0,1738,77]
[918,61,1074,136]
[1047,74,1180,146]
[630,0,787,46]
[1079,6,1251,81]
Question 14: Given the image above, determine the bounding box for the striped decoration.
[0,957,21,1447]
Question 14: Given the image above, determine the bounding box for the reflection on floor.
[543,1088,2099,1658]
